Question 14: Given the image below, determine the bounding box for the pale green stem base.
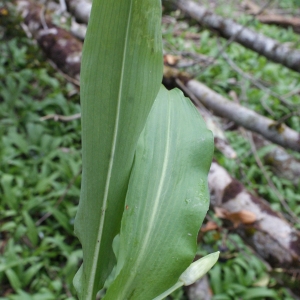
[152,281,183,300]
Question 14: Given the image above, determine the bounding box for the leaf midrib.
[86,1,134,298]
[118,94,172,299]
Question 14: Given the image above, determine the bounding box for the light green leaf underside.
[103,86,214,300]
[74,0,163,299]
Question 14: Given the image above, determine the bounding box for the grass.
[0,23,82,299]
[0,0,300,299]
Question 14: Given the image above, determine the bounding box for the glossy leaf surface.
[74,0,163,298]
[103,86,214,300]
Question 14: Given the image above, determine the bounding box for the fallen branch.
[168,0,300,73]
[209,161,300,269]
[186,79,300,152]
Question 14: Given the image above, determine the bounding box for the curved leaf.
[74,0,163,298]
[103,86,214,299]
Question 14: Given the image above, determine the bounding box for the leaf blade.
[103,86,214,299]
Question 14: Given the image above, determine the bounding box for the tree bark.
[186,79,300,152]
[168,0,300,73]
[65,0,91,24]
[209,162,300,269]
[14,0,82,80]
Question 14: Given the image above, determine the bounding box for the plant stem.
[152,282,183,300]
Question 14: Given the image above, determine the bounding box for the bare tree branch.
[218,41,296,108]
[186,79,300,152]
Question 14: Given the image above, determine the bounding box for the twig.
[177,52,214,68]
[48,60,80,86]
[275,109,300,125]
[20,22,33,39]
[246,131,300,225]
[193,0,274,76]
[218,41,296,108]
[40,113,81,122]
[260,94,276,117]
[283,87,300,98]
[63,282,72,298]
[40,6,48,30]
[35,168,82,226]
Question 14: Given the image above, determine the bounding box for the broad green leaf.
[242,287,277,299]
[23,263,44,286]
[210,264,223,294]
[5,269,22,290]
[103,86,214,299]
[74,0,163,299]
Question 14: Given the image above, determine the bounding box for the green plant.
[74,0,216,299]
[0,25,82,299]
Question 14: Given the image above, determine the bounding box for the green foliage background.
[0,22,81,299]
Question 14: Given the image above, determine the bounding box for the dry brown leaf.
[228,210,256,228]
[201,221,219,233]
[214,207,228,218]
[215,207,256,228]
[164,54,181,66]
